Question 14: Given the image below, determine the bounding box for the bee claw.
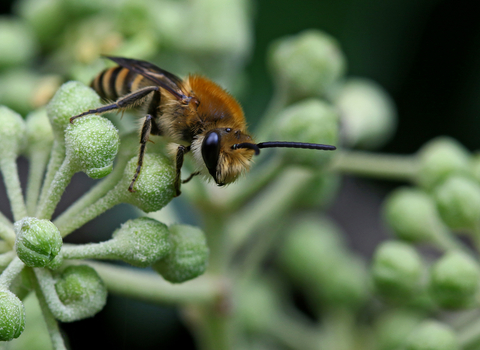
[128,187,136,193]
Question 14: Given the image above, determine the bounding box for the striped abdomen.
[90,66,143,100]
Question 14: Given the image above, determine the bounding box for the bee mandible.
[70,56,336,196]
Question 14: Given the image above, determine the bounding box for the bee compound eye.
[202,131,221,181]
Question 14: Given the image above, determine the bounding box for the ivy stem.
[0,222,15,246]
[60,242,118,260]
[0,251,15,267]
[26,149,51,216]
[36,141,66,218]
[458,314,480,349]
[72,260,219,304]
[0,257,25,289]
[332,150,418,181]
[27,268,68,350]
[0,211,12,226]
[0,157,27,221]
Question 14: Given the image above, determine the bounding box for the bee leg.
[70,86,160,123]
[182,172,200,184]
[174,145,191,197]
[128,114,153,193]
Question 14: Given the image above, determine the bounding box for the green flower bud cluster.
[0,290,25,341]
[279,217,368,309]
[404,320,459,350]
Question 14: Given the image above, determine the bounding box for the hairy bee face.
[199,129,255,186]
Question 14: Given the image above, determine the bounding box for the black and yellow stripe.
[90,66,139,101]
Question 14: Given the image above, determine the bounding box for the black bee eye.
[202,131,221,181]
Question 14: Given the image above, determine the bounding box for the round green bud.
[375,309,422,350]
[0,105,25,158]
[429,251,480,309]
[0,70,40,115]
[334,78,397,149]
[0,16,37,69]
[121,154,176,213]
[404,320,459,350]
[14,0,67,47]
[280,216,346,283]
[54,265,107,321]
[111,217,171,267]
[293,172,340,209]
[372,241,423,301]
[152,224,209,283]
[65,115,119,179]
[416,137,471,190]
[433,176,480,230]
[46,81,101,140]
[63,0,109,17]
[14,217,62,267]
[269,30,346,99]
[274,99,339,168]
[384,188,445,242]
[25,108,54,155]
[0,290,25,341]
[238,279,280,333]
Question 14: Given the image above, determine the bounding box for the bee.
[70,56,336,196]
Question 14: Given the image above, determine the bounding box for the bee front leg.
[128,115,153,193]
[174,145,191,197]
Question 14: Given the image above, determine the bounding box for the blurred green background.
[2,0,480,349]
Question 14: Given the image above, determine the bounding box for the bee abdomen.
[90,66,136,100]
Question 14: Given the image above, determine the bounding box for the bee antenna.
[232,143,260,155]
[257,141,336,151]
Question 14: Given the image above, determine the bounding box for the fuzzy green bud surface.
[121,154,176,213]
[429,251,480,309]
[384,188,445,242]
[0,70,40,115]
[434,176,480,230]
[0,290,25,341]
[0,106,25,158]
[334,78,397,149]
[0,17,37,69]
[65,115,119,178]
[416,137,471,190]
[54,265,107,321]
[404,320,459,350]
[46,81,101,140]
[269,29,346,98]
[25,108,54,154]
[372,241,423,301]
[275,99,338,168]
[110,217,171,267]
[14,217,62,267]
[153,224,209,283]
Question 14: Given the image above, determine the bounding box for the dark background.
[2,0,480,349]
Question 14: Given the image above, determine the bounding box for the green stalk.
[0,257,24,288]
[0,157,27,221]
[27,268,68,350]
[0,222,15,246]
[26,149,51,216]
[332,150,418,181]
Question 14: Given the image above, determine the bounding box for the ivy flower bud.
[153,224,209,283]
[404,320,459,350]
[375,310,422,350]
[416,137,471,190]
[46,81,100,140]
[110,218,171,267]
[120,154,176,213]
[65,115,119,179]
[0,106,25,159]
[429,251,480,309]
[334,78,397,149]
[25,108,54,155]
[0,16,37,69]
[269,30,346,98]
[372,241,423,301]
[54,265,107,321]
[0,70,40,115]
[0,290,25,341]
[384,188,445,242]
[433,176,480,230]
[14,217,62,267]
[274,99,339,168]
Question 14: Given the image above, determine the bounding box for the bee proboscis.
[70,56,336,196]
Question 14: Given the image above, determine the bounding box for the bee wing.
[104,56,187,100]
